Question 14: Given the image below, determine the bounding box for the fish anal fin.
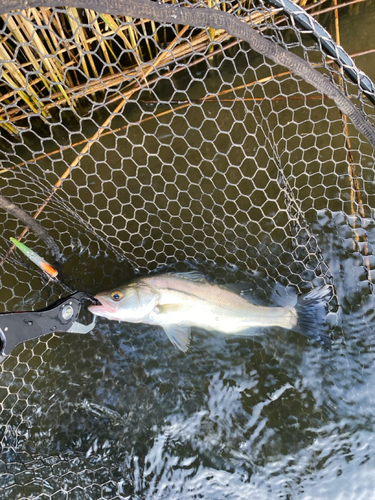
[163,325,191,352]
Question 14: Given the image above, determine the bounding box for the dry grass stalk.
[0,1,295,129]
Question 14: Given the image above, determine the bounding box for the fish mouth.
[88,297,117,318]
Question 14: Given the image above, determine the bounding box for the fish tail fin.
[295,285,332,348]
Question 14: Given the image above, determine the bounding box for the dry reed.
[0,0,321,131]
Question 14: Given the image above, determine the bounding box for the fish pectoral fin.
[162,325,191,352]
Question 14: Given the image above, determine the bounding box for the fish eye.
[110,290,123,301]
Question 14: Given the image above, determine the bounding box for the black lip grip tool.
[0,292,98,362]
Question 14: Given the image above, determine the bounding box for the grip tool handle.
[0,292,98,362]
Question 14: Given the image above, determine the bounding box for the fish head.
[88,282,159,322]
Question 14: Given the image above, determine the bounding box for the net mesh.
[0,1,374,498]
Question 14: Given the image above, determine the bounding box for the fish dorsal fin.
[162,325,191,352]
[168,271,207,282]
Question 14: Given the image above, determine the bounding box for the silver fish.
[88,271,331,352]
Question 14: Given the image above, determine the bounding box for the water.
[1,2,375,499]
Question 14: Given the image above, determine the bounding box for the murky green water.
[1,2,375,499]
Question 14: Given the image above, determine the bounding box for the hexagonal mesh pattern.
[0,2,374,498]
